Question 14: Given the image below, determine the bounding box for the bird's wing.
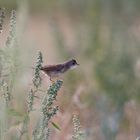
[41,64,64,72]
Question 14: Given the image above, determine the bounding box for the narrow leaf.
[51,121,61,131]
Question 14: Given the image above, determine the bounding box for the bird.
[40,59,79,81]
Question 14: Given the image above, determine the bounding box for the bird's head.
[66,59,79,69]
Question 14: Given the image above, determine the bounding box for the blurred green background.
[1,0,140,140]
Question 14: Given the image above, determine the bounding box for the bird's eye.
[73,62,75,65]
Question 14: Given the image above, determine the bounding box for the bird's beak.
[77,63,80,65]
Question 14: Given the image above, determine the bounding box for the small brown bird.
[40,59,79,81]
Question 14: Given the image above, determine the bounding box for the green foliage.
[51,122,61,131]
[26,50,63,140]
[0,8,18,140]
[0,8,5,33]
[2,82,12,106]
[72,115,85,140]
[32,51,43,88]
[0,17,65,139]
[6,10,17,48]
[0,9,18,100]
[33,80,63,140]
[27,51,43,113]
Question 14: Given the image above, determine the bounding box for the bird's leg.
[50,77,55,83]
[58,75,63,81]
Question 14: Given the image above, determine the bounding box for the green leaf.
[51,121,61,131]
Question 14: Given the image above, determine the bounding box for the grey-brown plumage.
[41,59,79,80]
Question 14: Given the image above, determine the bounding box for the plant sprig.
[72,115,85,140]
[27,51,43,113]
[0,8,5,33]
[33,80,63,140]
